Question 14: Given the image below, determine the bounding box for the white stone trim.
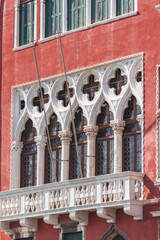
[156,65,160,181]
[13,0,37,49]
[155,5,160,13]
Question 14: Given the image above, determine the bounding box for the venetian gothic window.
[45,113,62,183]
[21,119,37,187]
[123,95,142,172]
[96,102,114,175]
[70,107,87,179]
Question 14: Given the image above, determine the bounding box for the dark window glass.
[96,102,114,175]
[109,68,127,95]
[83,74,100,101]
[19,0,34,46]
[45,0,62,37]
[70,108,87,179]
[21,119,37,187]
[45,113,62,183]
[116,0,134,16]
[91,0,110,23]
[67,0,86,30]
[123,96,142,172]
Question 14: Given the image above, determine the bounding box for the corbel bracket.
[43,214,60,229]
[19,218,38,231]
[69,211,88,226]
[123,202,143,220]
[96,208,116,223]
[0,221,10,231]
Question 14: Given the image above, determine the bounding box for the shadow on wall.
[144,174,160,199]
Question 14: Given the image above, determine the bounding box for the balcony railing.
[0,171,144,230]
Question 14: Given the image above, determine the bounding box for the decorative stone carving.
[136,114,143,127]
[69,211,88,226]
[110,119,125,131]
[83,125,98,136]
[43,214,60,229]
[58,130,72,142]
[96,208,116,223]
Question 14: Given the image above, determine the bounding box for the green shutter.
[19,0,34,46]
[91,0,110,23]
[64,232,82,240]
[45,0,62,38]
[67,0,86,31]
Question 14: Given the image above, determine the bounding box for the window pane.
[123,135,134,171]
[97,141,107,175]
[109,139,114,173]
[19,0,34,46]
[91,0,110,23]
[45,0,62,37]
[116,0,134,16]
[68,0,86,30]
[136,134,142,172]
[64,232,82,240]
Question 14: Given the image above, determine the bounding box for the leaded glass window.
[21,119,37,187]
[19,0,34,46]
[70,107,87,179]
[83,74,100,101]
[91,0,110,23]
[45,113,62,183]
[96,102,114,175]
[45,0,62,37]
[123,95,142,172]
[68,0,86,31]
[116,0,134,16]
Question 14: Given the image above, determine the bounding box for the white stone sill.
[13,41,36,52]
[154,181,160,189]
[155,5,160,13]
[0,171,144,197]
[39,11,138,44]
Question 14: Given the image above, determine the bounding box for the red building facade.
[0,0,160,239]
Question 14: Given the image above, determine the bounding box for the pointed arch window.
[96,102,114,175]
[123,95,142,172]
[70,107,87,179]
[45,113,62,183]
[21,119,37,187]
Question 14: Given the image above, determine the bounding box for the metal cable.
[58,34,83,178]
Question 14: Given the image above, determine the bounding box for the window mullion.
[110,0,116,18]
[86,0,91,25]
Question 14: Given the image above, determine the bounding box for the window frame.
[14,0,37,50]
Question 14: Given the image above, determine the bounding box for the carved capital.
[19,218,38,231]
[83,125,98,137]
[69,211,88,226]
[34,136,47,148]
[58,130,72,142]
[110,119,125,131]
[11,141,23,152]
[96,208,116,223]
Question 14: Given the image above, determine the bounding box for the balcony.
[0,172,144,232]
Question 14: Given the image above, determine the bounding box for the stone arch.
[100,224,128,240]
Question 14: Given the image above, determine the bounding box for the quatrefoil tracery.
[83,74,100,101]
[57,82,74,107]
[109,68,127,95]
[33,88,49,112]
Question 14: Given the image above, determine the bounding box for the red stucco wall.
[0,0,160,239]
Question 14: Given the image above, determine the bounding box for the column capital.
[58,130,72,141]
[11,141,23,152]
[83,125,99,137]
[14,0,20,8]
[136,114,143,127]
[110,119,125,131]
[34,136,47,148]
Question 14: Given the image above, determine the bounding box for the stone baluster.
[83,125,98,177]
[11,141,23,189]
[110,120,125,173]
[58,130,72,181]
[34,136,47,185]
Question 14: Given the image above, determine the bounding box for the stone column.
[11,141,23,189]
[83,125,98,177]
[14,0,20,48]
[110,120,125,173]
[40,0,45,40]
[34,136,47,185]
[58,130,72,181]
[86,0,91,25]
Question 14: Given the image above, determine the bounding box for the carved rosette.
[110,119,125,131]
[83,125,99,137]
[34,136,47,149]
[58,130,72,142]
